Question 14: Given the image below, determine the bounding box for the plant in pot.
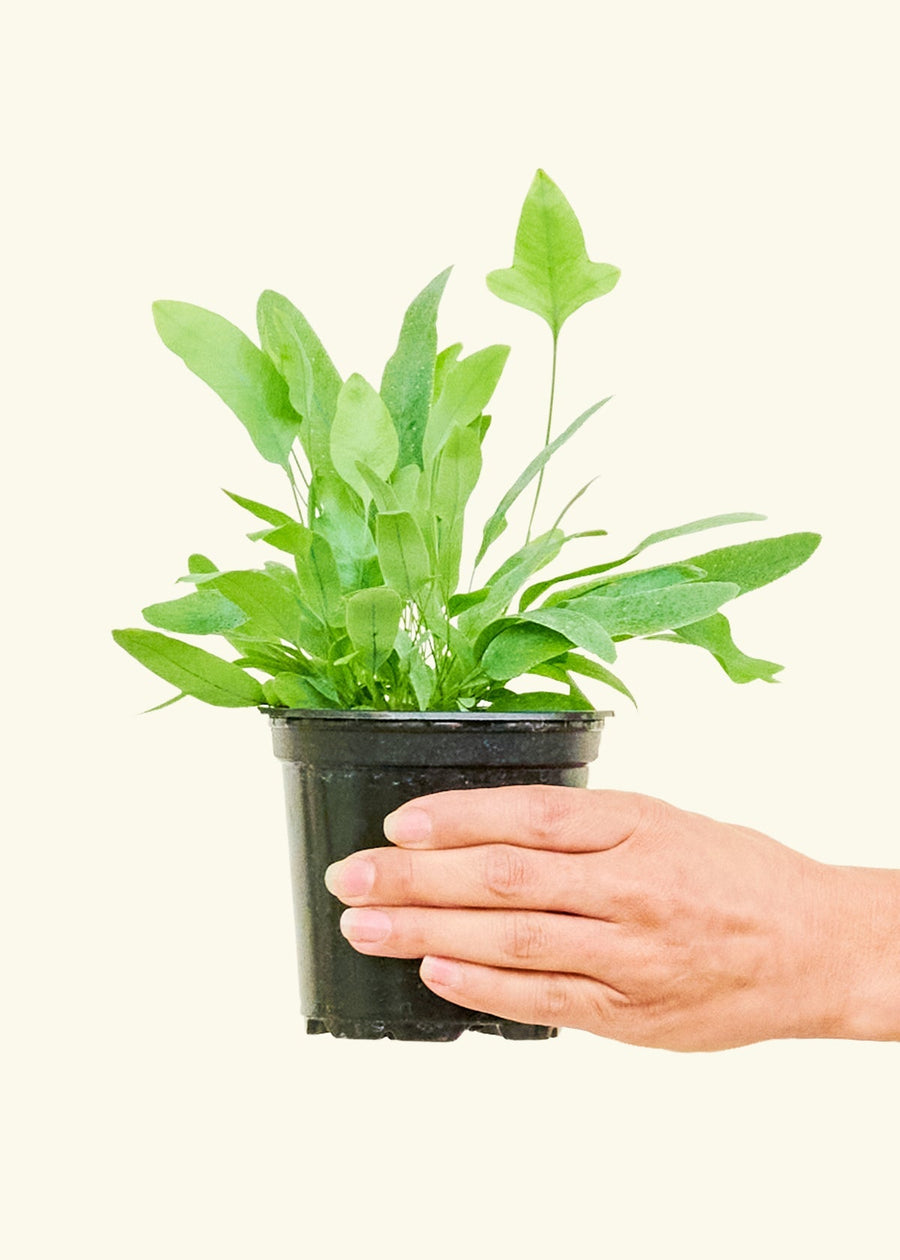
[113,170,820,1041]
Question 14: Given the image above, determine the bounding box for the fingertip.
[383,805,433,846]
[420,956,463,989]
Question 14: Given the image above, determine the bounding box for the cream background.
[3,2,898,1256]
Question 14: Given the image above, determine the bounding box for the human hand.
[323,786,900,1050]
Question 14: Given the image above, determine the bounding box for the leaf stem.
[286,465,306,524]
[291,448,310,489]
[526,331,559,544]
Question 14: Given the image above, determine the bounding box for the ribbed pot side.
[268,709,611,1042]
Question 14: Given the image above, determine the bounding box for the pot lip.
[262,706,613,724]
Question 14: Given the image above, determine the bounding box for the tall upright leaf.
[375,511,432,603]
[380,268,452,469]
[486,170,620,337]
[422,344,510,464]
[431,424,483,595]
[346,587,403,675]
[432,343,463,402]
[152,301,302,468]
[292,528,346,627]
[330,374,399,503]
[311,471,378,592]
[256,289,342,471]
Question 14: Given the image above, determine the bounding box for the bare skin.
[323,786,900,1051]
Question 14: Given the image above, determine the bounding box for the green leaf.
[461,530,566,635]
[345,587,403,674]
[380,268,452,469]
[391,464,422,512]
[375,511,432,602]
[210,570,305,644]
[570,581,740,637]
[431,423,483,595]
[142,692,188,714]
[256,289,342,471]
[330,373,399,503]
[475,397,610,567]
[563,653,636,707]
[311,472,377,592]
[423,344,510,464]
[188,553,217,574]
[530,561,705,610]
[679,532,822,597]
[486,170,620,337]
[263,673,339,709]
[250,521,307,555]
[292,528,346,627]
[634,514,767,555]
[448,588,489,617]
[552,476,601,530]
[487,690,588,712]
[231,643,308,675]
[356,463,401,514]
[223,489,295,529]
[152,300,302,468]
[176,553,220,584]
[113,629,265,707]
[652,612,784,684]
[521,606,617,664]
[481,622,572,681]
[472,412,492,444]
[590,563,707,596]
[530,512,768,607]
[408,651,436,710]
[142,587,247,635]
[529,663,595,711]
[432,343,463,402]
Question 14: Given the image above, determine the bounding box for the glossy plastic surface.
[268,710,610,1041]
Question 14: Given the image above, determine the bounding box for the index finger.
[382,785,652,853]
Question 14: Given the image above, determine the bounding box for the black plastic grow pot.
[268,709,611,1041]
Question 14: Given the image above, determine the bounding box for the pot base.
[306,1016,559,1041]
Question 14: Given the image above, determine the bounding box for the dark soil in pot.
[268,709,611,1041]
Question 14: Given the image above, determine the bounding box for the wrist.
[813,864,900,1042]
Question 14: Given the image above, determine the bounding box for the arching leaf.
[381,268,452,469]
[113,630,264,707]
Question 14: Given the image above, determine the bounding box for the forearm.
[816,864,900,1042]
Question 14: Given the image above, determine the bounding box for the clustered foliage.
[113,171,820,713]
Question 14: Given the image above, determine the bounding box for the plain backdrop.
[3,2,898,1256]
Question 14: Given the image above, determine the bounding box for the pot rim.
[262,706,613,723]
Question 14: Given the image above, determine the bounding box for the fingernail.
[420,956,462,989]
[324,857,375,898]
[341,908,392,944]
[383,806,432,846]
